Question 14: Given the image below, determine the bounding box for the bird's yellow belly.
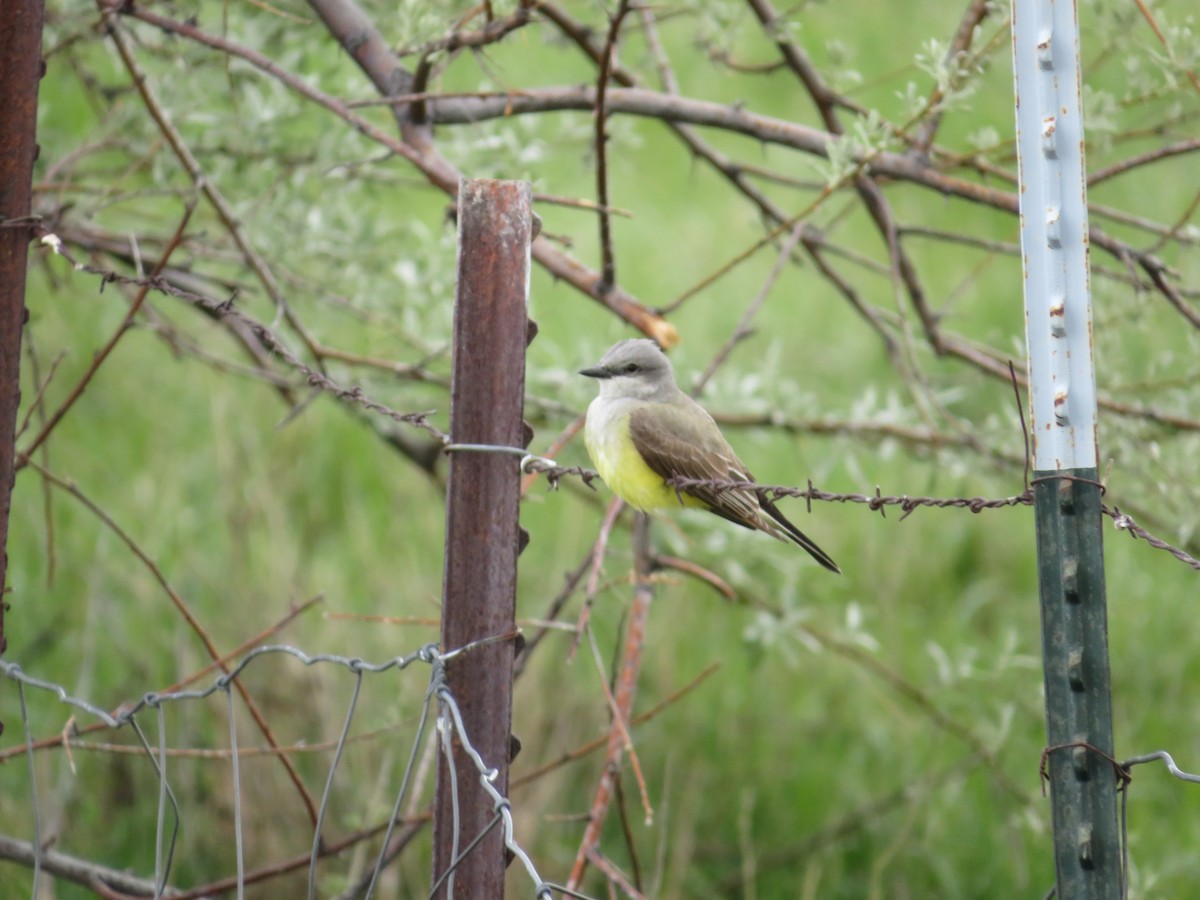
[586,413,705,512]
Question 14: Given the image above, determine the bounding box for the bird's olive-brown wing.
[627,402,764,530]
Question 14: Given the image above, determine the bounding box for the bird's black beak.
[579,365,611,379]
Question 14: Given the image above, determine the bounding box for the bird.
[580,339,840,573]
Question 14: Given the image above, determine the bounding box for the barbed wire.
[672,476,1033,519]
[459,442,1200,572]
[27,233,1200,573]
[0,639,588,899]
[1105,508,1200,570]
[34,231,450,445]
[682,474,1200,570]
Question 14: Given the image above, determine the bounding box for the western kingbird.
[581,339,840,573]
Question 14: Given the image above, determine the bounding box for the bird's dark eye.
[624,363,639,373]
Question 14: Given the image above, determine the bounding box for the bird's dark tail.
[760,497,841,574]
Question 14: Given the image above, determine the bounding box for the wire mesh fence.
[1,638,576,899]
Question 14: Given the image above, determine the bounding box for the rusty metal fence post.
[0,0,46,667]
[432,178,533,898]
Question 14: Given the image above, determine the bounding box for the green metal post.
[1013,0,1122,895]
[1033,470,1120,898]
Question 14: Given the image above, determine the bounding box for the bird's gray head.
[580,339,680,402]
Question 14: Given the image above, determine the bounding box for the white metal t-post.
[1012,0,1121,897]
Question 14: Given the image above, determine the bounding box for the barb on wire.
[667,475,1033,519]
[1106,508,1200,570]
[440,442,1200,571]
[523,458,601,490]
[444,442,601,490]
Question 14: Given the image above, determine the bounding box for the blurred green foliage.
[3,0,1199,897]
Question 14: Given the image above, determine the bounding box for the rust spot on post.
[433,178,533,898]
[0,0,47,663]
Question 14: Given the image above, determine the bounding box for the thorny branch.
[26,461,323,826]
[16,202,197,469]
[568,513,656,892]
[60,1,1200,441]
[99,4,326,365]
[32,234,450,444]
[593,0,633,293]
